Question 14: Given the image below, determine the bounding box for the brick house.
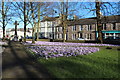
[56,15,120,41]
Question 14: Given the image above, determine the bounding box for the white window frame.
[79,25,83,31]
[86,25,88,31]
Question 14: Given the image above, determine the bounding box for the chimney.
[73,15,79,20]
[43,16,48,19]
[59,13,62,18]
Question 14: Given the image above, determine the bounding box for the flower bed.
[28,46,99,59]
[24,41,120,47]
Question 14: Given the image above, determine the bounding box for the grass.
[29,47,119,78]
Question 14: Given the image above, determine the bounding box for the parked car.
[12,36,18,41]
[26,36,33,39]
[115,37,120,41]
[104,36,114,40]
[77,38,85,40]
[104,36,120,43]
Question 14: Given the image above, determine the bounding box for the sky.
[0,1,119,29]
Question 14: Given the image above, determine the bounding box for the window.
[58,27,60,32]
[57,27,60,32]
[88,34,92,40]
[60,34,62,39]
[75,34,76,39]
[72,34,74,40]
[85,34,87,39]
[90,34,92,39]
[72,25,76,31]
[72,33,76,40]
[60,27,62,32]
[113,23,116,30]
[79,25,83,31]
[103,24,107,30]
[88,25,92,30]
[79,33,82,38]
[86,25,88,31]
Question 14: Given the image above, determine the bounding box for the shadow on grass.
[2,41,54,79]
[39,54,119,78]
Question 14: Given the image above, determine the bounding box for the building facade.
[39,16,60,39]
[0,28,3,38]
[6,28,32,39]
[56,15,120,41]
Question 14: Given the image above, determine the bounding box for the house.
[56,15,120,41]
[38,16,60,39]
[0,28,3,39]
[6,28,32,39]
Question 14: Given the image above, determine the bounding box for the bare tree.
[12,2,31,42]
[37,3,40,41]
[80,1,119,43]
[96,0,103,43]
[31,2,53,41]
[0,1,13,41]
[50,1,80,42]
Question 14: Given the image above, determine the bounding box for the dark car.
[104,36,120,44]
[26,36,33,39]
[105,36,114,40]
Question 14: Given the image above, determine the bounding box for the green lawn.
[29,47,119,78]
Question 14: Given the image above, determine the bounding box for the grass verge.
[29,47,119,78]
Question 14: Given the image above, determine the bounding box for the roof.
[101,15,120,23]
[41,16,59,22]
[57,15,120,26]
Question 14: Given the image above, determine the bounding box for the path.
[0,45,3,80]
[2,41,53,79]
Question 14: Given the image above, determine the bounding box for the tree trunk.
[63,27,66,42]
[96,0,103,43]
[37,5,40,41]
[30,2,35,44]
[62,1,68,42]
[24,2,27,42]
[2,2,5,41]
[32,27,35,43]
[62,14,68,43]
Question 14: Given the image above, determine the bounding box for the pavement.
[0,46,2,80]
[2,41,53,79]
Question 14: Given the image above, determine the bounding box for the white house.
[6,28,32,39]
[39,16,59,39]
[0,28,3,38]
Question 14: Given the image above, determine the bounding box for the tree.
[50,1,80,42]
[24,2,27,42]
[37,3,40,41]
[12,2,31,42]
[30,2,53,41]
[0,1,12,41]
[96,0,103,43]
[96,0,119,43]
[79,1,119,43]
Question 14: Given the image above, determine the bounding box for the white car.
[77,38,85,40]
